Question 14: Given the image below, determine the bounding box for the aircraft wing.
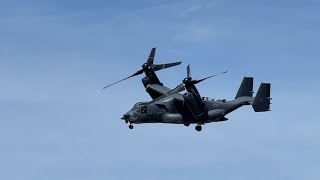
[146,84,172,99]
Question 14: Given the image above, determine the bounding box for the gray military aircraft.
[104,48,271,131]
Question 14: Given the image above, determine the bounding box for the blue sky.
[1,0,320,179]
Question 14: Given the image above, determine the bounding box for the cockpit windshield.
[130,102,148,113]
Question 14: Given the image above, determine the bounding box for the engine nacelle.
[142,77,151,88]
[183,92,207,121]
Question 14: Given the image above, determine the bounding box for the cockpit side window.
[139,105,147,113]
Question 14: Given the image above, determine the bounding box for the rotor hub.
[142,63,149,69]
[183,77,192,84]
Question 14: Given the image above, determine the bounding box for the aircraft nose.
[121,114,131,124]
[121,114,130,120]
[121,112,138,122]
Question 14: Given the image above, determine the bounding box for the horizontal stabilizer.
[235,77,254,99]
[252,83,271,112]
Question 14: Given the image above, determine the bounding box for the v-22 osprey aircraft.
[104,48,271,131]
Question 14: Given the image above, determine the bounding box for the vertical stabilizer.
[235,77,254,99]
[252,83,271,112]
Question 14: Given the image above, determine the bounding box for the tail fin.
[235,77,254,99]
[252,83,271,112]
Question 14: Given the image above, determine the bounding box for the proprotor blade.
[193,71,227,84]
[103,47,182,89]
[166,83,185,95]
[187,64,191,78]
[147,47,156,66]
[103,69,144,89]
[153,61,182,71]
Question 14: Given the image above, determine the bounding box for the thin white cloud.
[179,2,215,17]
